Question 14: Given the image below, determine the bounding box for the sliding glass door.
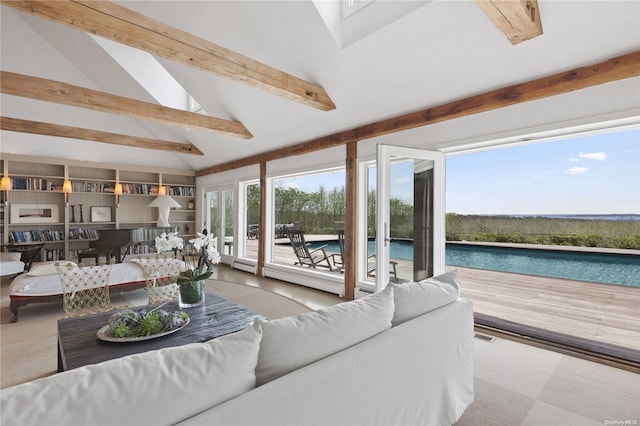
[204,186,234,263]
[374,144,444,291]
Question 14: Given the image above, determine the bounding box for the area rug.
[0,279,312,389]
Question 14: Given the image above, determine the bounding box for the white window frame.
[262,166,347,296]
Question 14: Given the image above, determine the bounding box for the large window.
[271,168,346,270]
[239,181,260,261]
[445,126,639,360]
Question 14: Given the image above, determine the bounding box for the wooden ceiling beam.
[0,71,252,139]
[0,116,204,155]
[1,0,336,112]
[475,0,543,45]
[196,51,640,176]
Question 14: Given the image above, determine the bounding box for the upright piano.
[78,227,177,263]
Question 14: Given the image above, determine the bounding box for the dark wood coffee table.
[57,293,263,371]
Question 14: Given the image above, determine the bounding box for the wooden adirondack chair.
[287,229,336,272]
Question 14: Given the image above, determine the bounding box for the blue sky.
[446,128,640,215]
[276,127,640,215]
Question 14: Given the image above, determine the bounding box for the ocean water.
[496,214,640,221]
[307,240,640,288]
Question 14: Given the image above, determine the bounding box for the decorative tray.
[96,318,189,343]
[96,307,190,343]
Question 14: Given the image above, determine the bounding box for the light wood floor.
[450,266,640,353]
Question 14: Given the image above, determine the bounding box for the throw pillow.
[0,325,262,426]
[254,285,394,386]
[391,270,461,326]
[27,261,77,276]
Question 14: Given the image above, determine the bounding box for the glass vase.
[178,280,205,308]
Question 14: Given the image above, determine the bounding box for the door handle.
[384,222,389,247]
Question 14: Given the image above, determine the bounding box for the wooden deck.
[448,266,640,354]
[250,237,640,355]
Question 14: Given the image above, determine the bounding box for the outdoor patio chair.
[367,253,398,280]
[247,224,259,239]
[336,229,397,279]
[333,229,346,267]
[287,229,336,272]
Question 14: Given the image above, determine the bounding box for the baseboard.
[232,259,256,274]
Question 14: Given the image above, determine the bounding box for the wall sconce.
[114,183,123,207]
[0,176,11,206]
[62,180,73,206]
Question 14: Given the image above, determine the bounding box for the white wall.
[268,146,346,177]
[358,77,640,156]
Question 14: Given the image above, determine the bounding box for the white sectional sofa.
[1,271,474,426]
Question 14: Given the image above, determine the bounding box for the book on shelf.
[71,182,116,193]
[165,186,196,197]
[68,228,100,240]
[10,177,56,191]
[120,183,159,195]
[9,230,64,243]
[40,248,64,262]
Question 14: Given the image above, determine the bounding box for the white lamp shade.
[147,195,181,208]
[148,195,182,227]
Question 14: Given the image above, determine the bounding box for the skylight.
[313,0,431,49]
[343,0,373,19]
[90,35,203,113]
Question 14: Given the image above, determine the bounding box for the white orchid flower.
[155,232,184,252]
[205,242,221,264]
[207,250,221,265]
[189,233,208,250]
[167,232,184,250]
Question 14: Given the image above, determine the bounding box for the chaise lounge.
[8,260,170,322]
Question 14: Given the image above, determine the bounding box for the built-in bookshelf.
[8,229,66,243]
[0,155,196,261]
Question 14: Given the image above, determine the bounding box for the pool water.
[307,240,640,288]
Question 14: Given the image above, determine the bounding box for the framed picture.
[90,206,112,223]
[10,204,60,224]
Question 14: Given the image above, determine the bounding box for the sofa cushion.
[0,325,262,426]
[0,252,21,262]
[0,260,24,276]
[27,261,77,276]
[254,285,394,386]
[391,270,461,326]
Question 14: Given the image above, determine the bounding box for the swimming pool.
[307,240,640,288]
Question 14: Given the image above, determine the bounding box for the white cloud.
[569,157,580,162]
[566,166,589,175]
[579,152,608,161]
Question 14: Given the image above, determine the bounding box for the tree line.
[445,213,640,250]
[247,184,639,249]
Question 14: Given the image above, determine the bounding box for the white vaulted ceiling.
[1,1,639,172]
